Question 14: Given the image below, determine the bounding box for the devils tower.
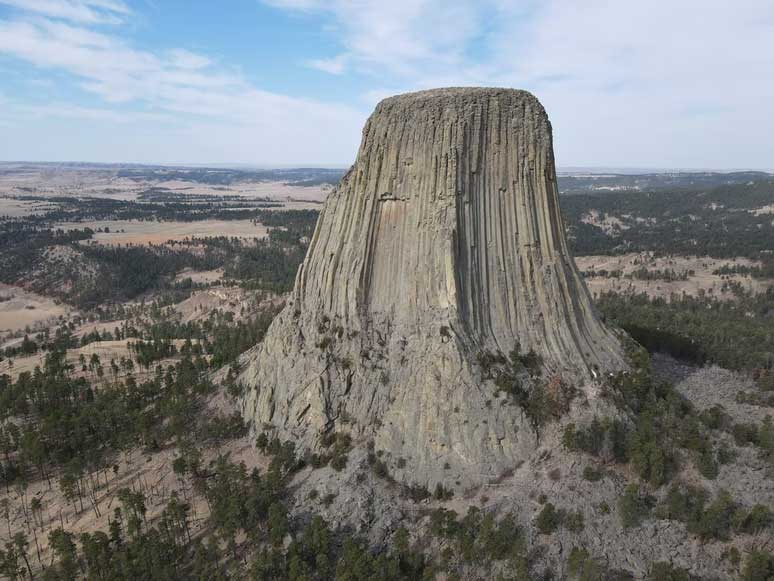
[240,87,627,488]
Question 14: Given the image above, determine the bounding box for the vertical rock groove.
[239,87,627,488]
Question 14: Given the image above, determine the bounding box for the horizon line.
[1,160,773,175]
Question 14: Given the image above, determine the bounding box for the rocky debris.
[239,87,627,489]
[285,438,756,580]
[673,364,769,423]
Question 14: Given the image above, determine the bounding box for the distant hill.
[557,170,773,194]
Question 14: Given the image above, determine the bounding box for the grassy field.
[575,253,772,299]
[57,219,270,245]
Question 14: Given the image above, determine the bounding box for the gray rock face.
[239,87,626,488]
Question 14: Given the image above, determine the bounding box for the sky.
[0,0,772,169]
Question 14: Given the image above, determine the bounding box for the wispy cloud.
[12,102,171,124]
[0,0,130,24]
[267,0,485,76]
[1,0,773,167]
[0,2,365,163]
[306,53,348,75]
[268,0,774,168]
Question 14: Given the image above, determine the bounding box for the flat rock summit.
[240,87,627,488]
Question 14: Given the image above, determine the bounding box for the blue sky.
[0,0,772,169]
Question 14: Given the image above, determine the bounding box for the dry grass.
[0,166,331,204]
[575,252,773,299]
[0,283,69,336]
[175,268,224,284]
[55,219,269,246]
[0,339,190,380]
[0,197,59,217]
[0,432,264,573]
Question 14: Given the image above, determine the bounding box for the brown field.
[0,283,69,335]
[55,219,270,245]
[575,253,772,299]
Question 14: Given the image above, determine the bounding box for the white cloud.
[488,0,774,168]
[0,0,130,24]
[0,8,365,164]
[267,0,484,76]
[2,0,772,167]
[268,0,774,169]
[12,102,171,124]
[166,49,212,70]
[307,53,348,75]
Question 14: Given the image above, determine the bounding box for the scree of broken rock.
[239,87,627,489]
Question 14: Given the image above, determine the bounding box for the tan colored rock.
[239,88,627,488]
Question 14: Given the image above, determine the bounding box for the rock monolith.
[240,87,627,488]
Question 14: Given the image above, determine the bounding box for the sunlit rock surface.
[240,88,626,488]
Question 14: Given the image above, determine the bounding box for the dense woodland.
[597,289,774,370]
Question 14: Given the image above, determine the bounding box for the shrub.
[698,405,731,430]
[434,483,454,501]
[618,484,652,529]
[536,503,560,534]
[655,484,707,524]
[483,345,574,434]
[734,504,772,534]
[582,466,603,482]
[696,445,718,480]
[429,507,525,565]
[647,561,692,581]
[369,454,391,480]
[316,432,352,472]
[567,547,590,577]
[689,490,735,541]
[565,510,585,532]
[567,547,626,580]
[733,422,759,446]
[563,418,628,463]
[403,484,431,502]
[742,550,774,581]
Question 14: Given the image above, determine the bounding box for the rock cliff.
[239,87,627,488]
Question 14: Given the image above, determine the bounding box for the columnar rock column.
[240,88,626,488]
